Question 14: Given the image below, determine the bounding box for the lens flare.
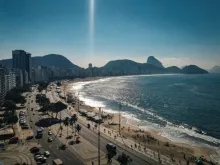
[89,0,95,57]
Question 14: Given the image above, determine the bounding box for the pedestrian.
[92,161,94,165]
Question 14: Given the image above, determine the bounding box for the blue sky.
[0,0,219,69]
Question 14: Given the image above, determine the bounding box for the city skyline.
[0,0,220,69]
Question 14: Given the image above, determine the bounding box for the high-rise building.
[5,69,16,92]
[0,66,6,105]
[12,50,31,81]
[88,63,92,69]
[14,69,24,87]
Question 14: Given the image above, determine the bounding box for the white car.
[44,151,50,157]
[35,154,43,160]
[48,130,52,135]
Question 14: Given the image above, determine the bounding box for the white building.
[5,69,16,92]
[0,67,6,105]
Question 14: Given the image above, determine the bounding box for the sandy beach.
[59,77,219,165]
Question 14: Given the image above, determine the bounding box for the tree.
[0,118,5,126]
[3,100,16,111]
[54,102,67,118]
[69,118,74,134]
[5,89,26,104]
[5,112,18,127]
[76,124,81,135]
[63,117,70,138]
[117,152,132,165]
[71,114,78,136]
[39,103,54,116]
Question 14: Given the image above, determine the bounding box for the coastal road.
[60,110,154,165]
[26,90,83,165]
[52,86,156,165]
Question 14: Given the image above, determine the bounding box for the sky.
[0,0,220,69]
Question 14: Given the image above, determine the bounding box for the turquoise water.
[74,74,220,147]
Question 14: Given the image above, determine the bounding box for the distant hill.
[182,65,208,74]
[147,56,164,68]
[0,54,80,69]
[166,66,182,73]
[0,55,209,75]
[209,65,220,73]
[101,59,165,75]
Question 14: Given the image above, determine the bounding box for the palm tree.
[63,117,70,138]
[69,119,74,134]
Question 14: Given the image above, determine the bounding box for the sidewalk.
[50,123,119,165]
[66,107,183,165]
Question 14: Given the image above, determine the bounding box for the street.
[26,89,83,165]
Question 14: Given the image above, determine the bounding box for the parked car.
[106,143,116,154]
[44,151,50,157]
[26,135,34,140]
[48,130,52,135]
[30,147,40,153]
[48,137,53,142]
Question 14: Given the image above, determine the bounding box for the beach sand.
[60,77,219,165]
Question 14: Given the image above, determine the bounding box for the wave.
[71,77,220,148]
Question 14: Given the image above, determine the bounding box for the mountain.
[100,59,165,76]
[0,59,12,68]
[32,54,80,69]
[182,65,208,74]
[209,65,220,73]
[0,55,209,75]
[0,54,80,69]
[166,66,182,73]
[147,56,164,68]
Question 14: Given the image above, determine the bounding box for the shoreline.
[61,76,220,164]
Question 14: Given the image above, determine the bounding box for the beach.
[59,77,220,165]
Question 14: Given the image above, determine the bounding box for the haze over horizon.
[0,0,220,69]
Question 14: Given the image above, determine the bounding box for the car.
[48,130,52,135]
[31,108,34,111]
[41,127,44,131]
[30,147,40,153]
[19,112,25,116]
[34,153,43,159]
[44,151,50,157]
[41,157,47,163]
[26,135,34,140]
[19,117,25,120]
[19,119,26,124]
[106,143,116,154]
[48,137,53,142]
[9,137,19,144]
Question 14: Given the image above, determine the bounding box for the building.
[88,63,92,69]
[12,50,31,81]
[14,69,23,87]
[4,69,16,92]
[32,66,49,83]
[0,66,6,105]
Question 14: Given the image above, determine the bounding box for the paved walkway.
[50,123,119,165]
[0,142,37,165]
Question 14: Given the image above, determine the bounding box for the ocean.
[70,74,220,150]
